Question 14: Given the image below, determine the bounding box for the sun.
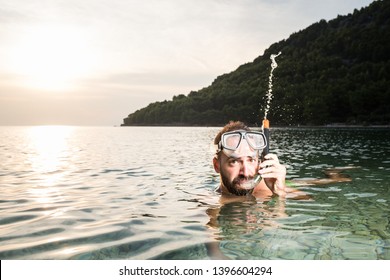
[8,24,96,91]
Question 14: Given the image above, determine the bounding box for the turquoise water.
[0,126,389,259]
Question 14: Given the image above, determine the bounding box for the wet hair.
[214,121,251,145]
[214,121,251,158]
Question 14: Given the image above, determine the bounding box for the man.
[213,121,287,197]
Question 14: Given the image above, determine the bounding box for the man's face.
[217,140,260,196]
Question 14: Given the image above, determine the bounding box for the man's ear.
[213,156,220,173]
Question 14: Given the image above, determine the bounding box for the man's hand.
[258,153,286,196]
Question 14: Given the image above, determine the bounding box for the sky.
[0,0,374,126]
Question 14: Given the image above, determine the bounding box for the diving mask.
[216,130,267,158]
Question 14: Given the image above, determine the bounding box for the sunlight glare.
[27,125,73,179]
[9,25,96,91]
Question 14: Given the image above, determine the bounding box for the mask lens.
[246,132,266,149]
[222,133,242,150]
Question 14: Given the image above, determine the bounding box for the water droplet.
[264,52,281,119]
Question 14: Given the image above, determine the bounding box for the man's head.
[213,121,266,196]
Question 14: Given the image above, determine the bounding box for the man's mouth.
[234,176,255,190]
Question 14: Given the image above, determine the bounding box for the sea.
[1,126,389,259]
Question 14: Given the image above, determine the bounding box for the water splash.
[264,52,281,119]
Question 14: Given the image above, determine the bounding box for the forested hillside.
[122,0,390,126]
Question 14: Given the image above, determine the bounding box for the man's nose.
[240,161,251,177]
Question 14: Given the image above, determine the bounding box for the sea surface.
[1,126,389,259]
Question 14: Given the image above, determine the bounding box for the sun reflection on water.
[27,126,73,173]
[26,126,75,203]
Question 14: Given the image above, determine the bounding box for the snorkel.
[241,119,270,190]
[243,52,280,190]
[239,121,269,191]
[262,118,270,157]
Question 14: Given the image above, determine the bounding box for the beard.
[220,173,255,196]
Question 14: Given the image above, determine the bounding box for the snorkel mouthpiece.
[240,173,262,190]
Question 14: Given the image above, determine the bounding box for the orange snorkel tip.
[262,118,269,129]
